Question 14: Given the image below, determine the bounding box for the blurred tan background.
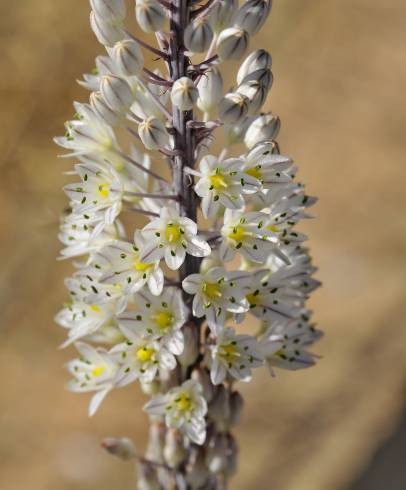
[1,0,406,489]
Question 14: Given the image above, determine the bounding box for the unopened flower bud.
[138,116,169,150]
[218,92,249,123]
[186,448,210,489]
[244,113,280,149]
[177,323,199,367]
[140,380,160,395]
[235,0,272,35]
[90,0,126,21]
[209,0,238,33]
[240,68,273,89]
[90,90,123,126]
[164,429,187,467]
[159,366,180,391]
[225,434,239,476]
[138,462,161,490]
[237,49,272,85]
[191,368,214,403]
[229,391,244,427]
[112,39,144,76]
[184,18,213,53]
[171,77,198,111]
[216,27,250,60]
[101,437,137,460]
[100,75,133,112]
[146,420,165,463]
[206,433,228,473]
[135,0,166,33]
[90,11,124,47]
[208,385,230,431]
[237,79,268,115]
[223,117,252,146]
[196,67,223,113]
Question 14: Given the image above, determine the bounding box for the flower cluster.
[56,0,322,486]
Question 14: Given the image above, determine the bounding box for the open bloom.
[144,380,207,445]
[219,208,277,263]
[66,342,120,416]
[194,155,258,219]
[140,206,210,270]
[208,327,263,385]
[110,332,176,385]
[259,318,323,374]
[182,267,250,332]
[118,287,187,355]
[64,160,124,233]
[87,231,164,296]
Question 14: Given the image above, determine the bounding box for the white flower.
[66,342,119,416]
[110,332,176,385]
[56,275,125,347]
[259,318,322,374]
[238,269,308,324]
[242,141,293,187]
[144,380,207,445]
[87,231,164,296]
[209,327,263,385]
[194,155,258,219]
[219,209,277,263]
[182,267,249,332]
[140,206,210,270]
[54,103,120,159]
[118,287,187,355]
[64,160,124,231]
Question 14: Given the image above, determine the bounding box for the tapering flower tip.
[236,49,272,85]
[101,437,137,461]
[216,27,250,60]
[90,0,126,21]
[196,67,223,113]
[184,17,214,53]
[90,11,124,47]
[209,0,238,33]
[90,91,123,126]
[235,0,272,35]
[229,391,244,427]
[218,92,249,123]
[163,429,187,468]
[223,117,253,146]
[171,77,199,111]
[112,39,144,76]
[177,323,199,368]
[100,74,133,112]
[135,0,166,33]
[244,113,280,149]
[239,67,272,89]
[138,116,169,150]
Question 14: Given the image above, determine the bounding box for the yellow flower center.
[175,392,193,412]
[136,347,155,363]
[267,224,279,233]
[246,293,260,306]
[228,225,246,242]
[98,183,110,198]
[165,223,182,243]
[209,173,228,189]
[133,258,153,272]
[202,281,222,300]
[90,304,101,313]
[245,166,262,179]
[220,343,239,360]
[152,311,174,330]
[91,366,105,377]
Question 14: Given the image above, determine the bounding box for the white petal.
[88,387,110,417]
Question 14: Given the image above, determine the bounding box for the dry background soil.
[1,1,406,489]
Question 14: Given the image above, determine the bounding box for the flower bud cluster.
[55,0,322,487]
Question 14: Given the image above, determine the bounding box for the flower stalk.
[55,0,323,488]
